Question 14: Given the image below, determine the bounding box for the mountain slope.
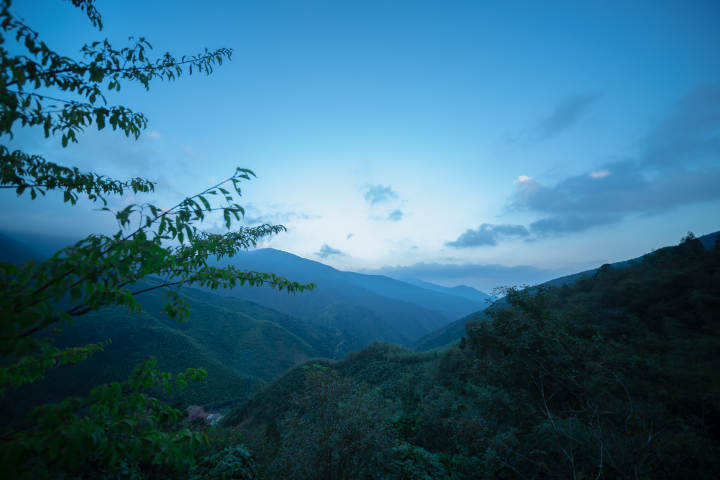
[414,229,720,351]
[0,232,38,264]
[224,233,720,478]
[1,232,491,350]
[380,276,494,304]
[0,276,347,421]
[542,230,720,288]
[213,248,490,346]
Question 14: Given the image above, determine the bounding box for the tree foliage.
[269,364,396,479]
[2,358,209,479]
[0,0,312,476]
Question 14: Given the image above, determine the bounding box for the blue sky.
[3,0,720,292]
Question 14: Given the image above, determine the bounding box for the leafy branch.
[0,0,311,476]
[1,1,232,143]
[0,146,156,204]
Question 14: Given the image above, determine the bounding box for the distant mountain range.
[0,231,492,349]
[212,248,492,346]
[6,228,716,414]
[0,230,492,413]
[393,277,495,304]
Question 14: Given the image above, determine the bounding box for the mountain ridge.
[413,229,720,351]
[211,247,491,346]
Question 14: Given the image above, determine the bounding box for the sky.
[2,0,720,292]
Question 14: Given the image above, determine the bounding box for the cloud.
[513,162,720,235]
[364,262,560,293]
[446,223,529,248]
[243,204,315,226]
[364,185,406,222]
[529,214,617,235]
[534,92,602,140]
[508,92,602,145]
[643,84,720,167]
[589,169,610,179]
[387,209,404,222]
[364,185,398,204]
[510,85,720,235]
[316,243,345,259]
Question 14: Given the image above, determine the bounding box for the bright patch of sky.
[2,0,720,291]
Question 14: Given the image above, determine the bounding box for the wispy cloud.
[364,184,406,222]
[243,204,316,226]
[534,92,602,141]
[364,185,398,204]
[446,223,529,248]
[316,243,345,259]
[387,209,404,222]
[508,92,602,145]
[642,84,720,167]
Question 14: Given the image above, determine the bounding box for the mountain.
[223,232,720,478]
[0,230,78,259]
[0,231,359,414]
[212,248,491,346]
[542,230,720,288]
[414,229,720,351]
[394,277,494,304]
[0,230,483,361]
[1,231,491,349]
[0,277,349,421]
[0,232,37,264]
[0,231,488,417]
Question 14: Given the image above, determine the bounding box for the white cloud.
[590,169,611,179]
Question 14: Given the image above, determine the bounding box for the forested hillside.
[0,230,486,422]
[0,276,350,422]
[414,229,720,352]
[223,233,720,478]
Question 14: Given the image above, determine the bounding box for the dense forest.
[217,233,720,479]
